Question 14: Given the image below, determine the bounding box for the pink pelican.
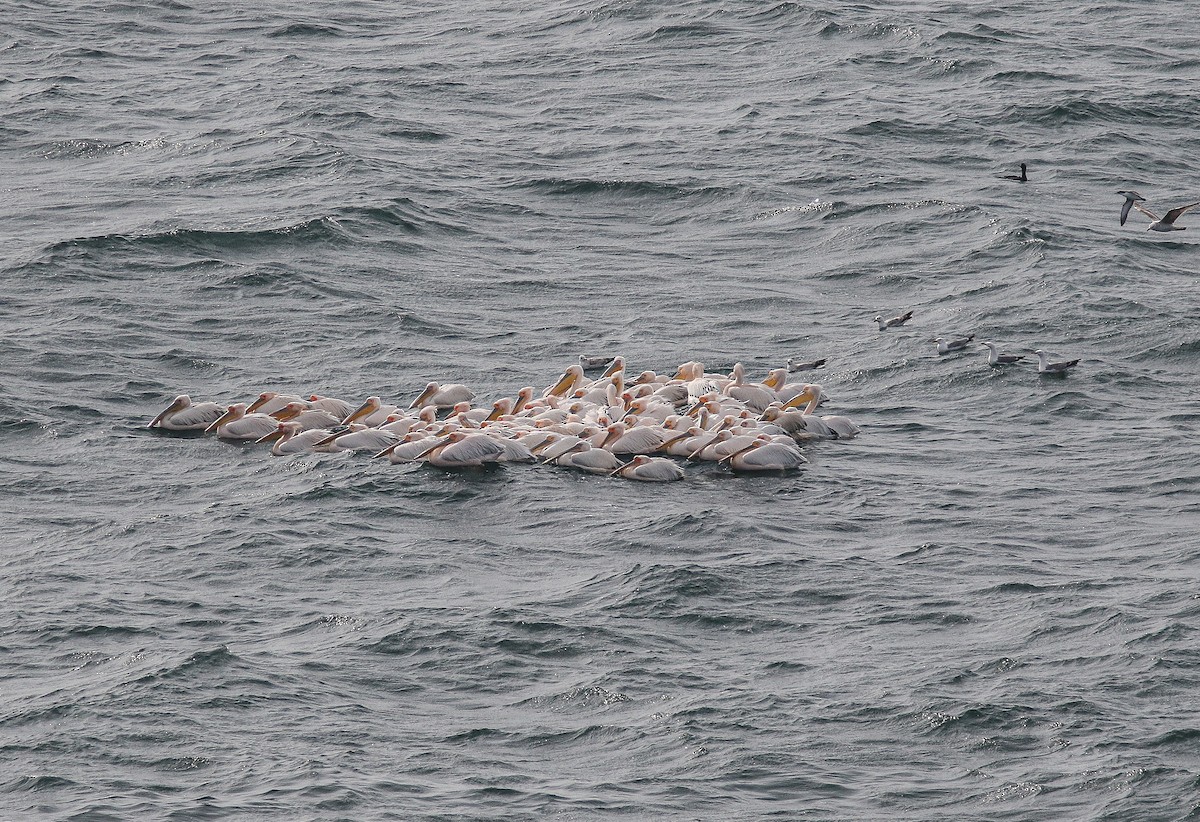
[722,435,807,472]
[205,403,292,440]
[410,382,475,410]
[245,391,304,415]
[148,395,225,431]
[344,396,401,427]
[612,455,684,482]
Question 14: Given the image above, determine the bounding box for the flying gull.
[1130,198,1200,232]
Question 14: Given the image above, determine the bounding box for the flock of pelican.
[147,357,859,481]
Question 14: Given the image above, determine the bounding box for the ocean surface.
[4,0,1200,819]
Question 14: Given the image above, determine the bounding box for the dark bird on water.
[1001,163,1028,182]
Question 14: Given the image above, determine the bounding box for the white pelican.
[149,395,225,431]
[724,363,776,413]
[760,406,821,441]
[312,424,399,453]
[410,381,475,410]
[761,368,812,404]
[420,431,507,468]
[551,442,624,474]
[270,402,342,431]
[613,455,684,482]
[306,394,354,420]
[780,385,859,438]
[245,391,304,415]
[373,432,442,463]
[935,335,974,355]
[258,422,334,455]
[601,422,669,455]
[875,311,913,330]
[1130,199,1200,231]
[344,396,401,427]
[205,403,289,440]
[1117,190,1145,226]
[542,365,585,398]
[981,342,1025,365]
[723,435,807,472]
[1035,350,1079,374]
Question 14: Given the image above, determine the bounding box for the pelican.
[420,431,507,468]
[552,442,624,474]
[601,422,669,455]
[787,357,826,372]
[373,432,443,463]
[1001,163,1027,182]
[875,311,913,330]
[723,362,776,413]
[1117,190,1145,226]
[306,394,355,420]
[312,424,400,453]
[780,385,859,439]
[148,395,225,431]
[542,366,584,399]
[613,455,684,482]
[258,422,334,455]
[270,402,342,431]
[981,341,1024,365]
[344,396,401,427]
[205,403,288,440]
[1035,350,1079,374]
[761,368,812,404]
[245,391,304,415]
[410,382,475,410]
[723,435,807,472]
[935,335,974,355]
[1130,199,1200,232]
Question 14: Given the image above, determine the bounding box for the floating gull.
[1001,163,1028,182]
[1130,198,1200,232]
[1035,350,1079,374]
[578,354,614,371]
[981,341,1025,365]
[935,335,974,355]
[787,357,826,372]
[1117,190,1145,226]
[875,310,913,330]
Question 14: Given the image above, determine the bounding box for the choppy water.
[4,1,1200,819]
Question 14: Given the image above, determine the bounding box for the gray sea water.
[4,0,1200,819]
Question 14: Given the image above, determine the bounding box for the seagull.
[875,310,913,330]
[1001,163,1027,182]
[1130,199,1200,232]
[578,354,614,371]
[935,335,974,355]
[787,357,826,372]
[1035,350,1079,374]
[1117,190,1145,226]
[980,341,1024,365]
